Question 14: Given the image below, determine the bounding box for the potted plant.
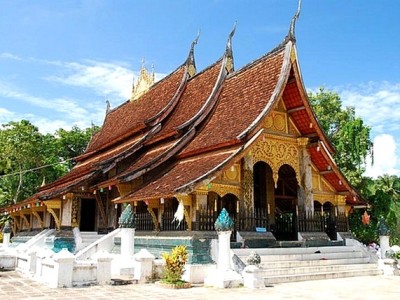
[158,245,190,289]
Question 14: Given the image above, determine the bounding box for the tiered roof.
[5,2,365,211]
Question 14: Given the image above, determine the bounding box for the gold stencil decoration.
[313,193,335,204]
[290,47,297,63]
[265,115,273,129]
[188,64,196,78]
[274,113,286,132]
[242,168,253,213]
[264,111,288,134]
[251,135,300,185]
[288,118,300,136]
[208,183,241,199]
[276,99,286,112]
[321,179,334,193]
[223,164,240,181]
[336,195,346,206]
[71,196,79,227]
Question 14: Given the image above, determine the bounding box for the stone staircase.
[233,243,382,285]
[79,231,106,249]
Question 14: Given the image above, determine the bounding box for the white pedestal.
[380,235,390,258]
[243,265,264,289]
[134,249,155,283]
[204,231,242,288]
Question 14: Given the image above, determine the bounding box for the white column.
[380,235,390,258]
[2,232,10,248]
[120,228,135,256]
[217,231,232,271]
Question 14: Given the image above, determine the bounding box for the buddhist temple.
[1,3,366,254]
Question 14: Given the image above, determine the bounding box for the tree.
[0,120,45,204]
[55,125,99,170]
[308,88,374,188]
[0,120,98,207]
[346,174,400,245]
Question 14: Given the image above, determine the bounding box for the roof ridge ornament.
[225,22,236,73]
[105,97,111,114]
[287,0,301,42]
[186,31,200,78]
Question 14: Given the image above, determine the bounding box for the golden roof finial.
[130,58,155,101]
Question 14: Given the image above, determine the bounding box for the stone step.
[233,245,357,256]
[259,257,371,269]
[79,232,106,248]
[263,268,383,285]
[257,251,365,262]
[260,263,378,276]
[79,232,104,236]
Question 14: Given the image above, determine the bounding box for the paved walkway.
[1,271,400,300]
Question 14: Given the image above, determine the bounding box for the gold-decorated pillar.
[297,137,312,215]
[336,195,347,215]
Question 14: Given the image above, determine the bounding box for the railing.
[297,212,325,232]
[236,208,268,231]
[136,211,155,231]
[133,206,349,240]
[274,212,297,240]
[193,206,218,231]
[336,212,349,232]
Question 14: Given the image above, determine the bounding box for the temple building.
[2,6,365,252]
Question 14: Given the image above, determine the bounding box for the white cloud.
[0,107,17,123]
[339,81,400,133]
[364,134,400,178]
[0,52,23,61]
[45,60,134,100]
[311,81,400,178]
[0,81,88,119]
[0,79,105,133]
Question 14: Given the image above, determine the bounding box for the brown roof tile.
[116,150,235,202]
[182,47,286,154]
[86,66,186,152]
[152,61,222,141]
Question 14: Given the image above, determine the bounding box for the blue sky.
[0,0,399,178]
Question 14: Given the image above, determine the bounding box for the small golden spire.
[130,59,155,101]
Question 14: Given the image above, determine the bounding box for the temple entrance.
[253,161,273,230]
[273,164,298,240]
[206,192,237,216]
[312,200,337,240]
[323,201,337,240]
[219,193,238,216]
[80,198,96,231]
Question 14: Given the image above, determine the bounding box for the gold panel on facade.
[288,119,300,136]
[222,163,241,182]
[251,134,301,185]
[198,182,241,199]
[264,111,288,134]
[313,193,335,204]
